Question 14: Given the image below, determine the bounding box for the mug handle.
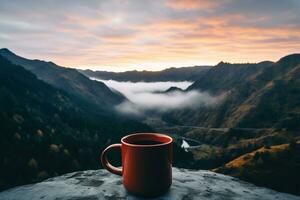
[101,144,122,176]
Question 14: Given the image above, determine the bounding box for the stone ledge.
[0,168,299,200]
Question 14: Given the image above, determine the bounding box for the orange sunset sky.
[0,0,300,71]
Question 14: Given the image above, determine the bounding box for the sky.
[1,0,300,71]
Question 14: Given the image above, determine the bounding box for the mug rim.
[121,133,173,147]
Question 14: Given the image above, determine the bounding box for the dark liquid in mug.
[132,140,163,145]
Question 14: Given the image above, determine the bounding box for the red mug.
[101,133,173,197]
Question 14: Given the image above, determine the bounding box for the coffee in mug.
[101,133,173,197]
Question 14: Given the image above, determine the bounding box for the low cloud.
[115,90,218,115]
[93,79,221,115]
[94,79,192,94]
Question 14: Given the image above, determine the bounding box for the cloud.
[165,0,220,10]
[94,79,192,94]
[0,0,300,71]
[115,90,219,115]
[93,79,220,115]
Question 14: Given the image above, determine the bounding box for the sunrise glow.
[1,0,300,71]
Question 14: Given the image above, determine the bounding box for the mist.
[92,78,220,115]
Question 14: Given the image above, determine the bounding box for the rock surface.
[0,168,299,200]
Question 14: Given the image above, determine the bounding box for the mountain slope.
[226,54,300,128]
[166,54,300,129]
[79,65,212,82]
[214,141,300,195]
[187,61,272,94]
[0,55,150,191]
[0,48,125,109]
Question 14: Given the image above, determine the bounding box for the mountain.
[223,54,300,129]
[164,86,184,93]
[154,86,184,94]
[0,49,125,109]
[187,61,273,94]
[156,54,300,195]
[1,50,300,196]
[79,65,212,82]
[215,140,300,195]
[165,55,300,129]
[0,55,151,191]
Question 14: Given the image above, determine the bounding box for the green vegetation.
[157,125,300,195]
[0,48,125,109]
[216,141,300,195]
[0,56,150,191]
[166,54,300,129]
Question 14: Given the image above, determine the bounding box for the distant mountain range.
[79,65,212,82]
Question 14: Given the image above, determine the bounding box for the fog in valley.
[92,78,220,115]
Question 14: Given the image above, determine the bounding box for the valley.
[85,53,300,195]
[154,124,300,195]
[1,1,300,198]
[0,49,299,196]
